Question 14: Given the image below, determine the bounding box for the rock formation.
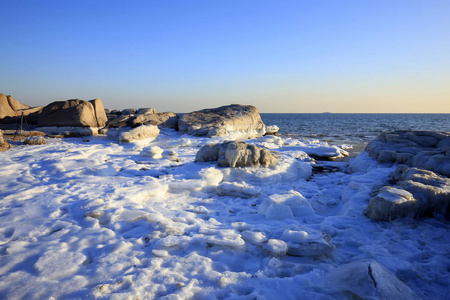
[361,130,450,221]
[107,109,178,129]
[195,141,277,167]
[0,93,43,124]
[365,130,450,177]
[365,166,450,221]
[37,99,108,128]
[178,104,266,138]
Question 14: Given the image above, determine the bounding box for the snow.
[0,128,448,299]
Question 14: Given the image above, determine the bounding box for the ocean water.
[261,113,450,145]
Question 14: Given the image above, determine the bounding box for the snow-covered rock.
[23,136,46,145]
[326,260,420,300]
[195,141,277,167]
[265,125,279,135]
[178,104,266,138]
[280,227,334,256]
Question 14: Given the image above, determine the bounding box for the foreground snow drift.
[0,130,448,299]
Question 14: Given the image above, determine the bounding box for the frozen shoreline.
[0,129,448,299]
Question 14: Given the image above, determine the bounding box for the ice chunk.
[266,204,294,220]
[259,191,315,220]
[241,231,268,244]
[216,181,261,198]
[264,239,288,256]
[140,146,164,159]
[280,227,335,256]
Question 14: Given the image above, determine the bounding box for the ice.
[0,129,448,299]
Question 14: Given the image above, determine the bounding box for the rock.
[37,99,108,128]
[0,93,43,124]
[108,112,179,129]
[195,141,277,167]
[178,104,266,138]
[129,112,179,129]
[89,98,108,128]
[365,166,450,221]
[364,187,417,221]
[0,130,11,151]
[265,125,279,135]
[107,125,160,143]
[326,260,420,300]
[23,136,46,145]
[136,108,157,115]
[121,108,137,115]
[365,130,450,177]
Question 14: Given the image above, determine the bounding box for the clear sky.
[1,0,449,113]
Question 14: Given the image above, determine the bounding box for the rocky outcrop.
[37,99,108,128]
[195,141,277,167]
[361,130,450,221]
[178,104,266,138]
[365,166,450,221]
[0,93,43,124]
[365,130,450,177]
[0,130,11,151]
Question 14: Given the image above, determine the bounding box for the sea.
[260,113,450,147]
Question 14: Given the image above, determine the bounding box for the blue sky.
[1,0,449,113]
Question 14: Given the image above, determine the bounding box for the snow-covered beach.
[1,125,449,299]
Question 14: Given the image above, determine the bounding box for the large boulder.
[37,99,107,128]
[0,93,43,124]
[178,104,266,138]
[195,141,277,167]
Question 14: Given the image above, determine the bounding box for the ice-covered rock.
[37,98,108,128]
[178,104,266,138]
[23,136,46,145]
[365,166,450,221]
[264,239,288,256]
[365,130,450,177]
[195,141,277,168]
[326,260,420,300]
[364,187,417,221]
